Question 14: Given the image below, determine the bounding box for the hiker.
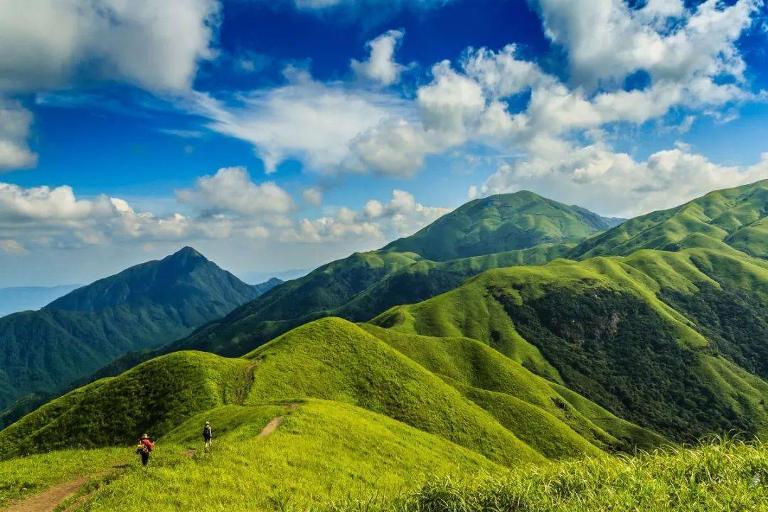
[203,421,213,451]
[136,433,155,466]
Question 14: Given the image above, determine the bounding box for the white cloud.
[0,99,36,170]
[351,29,405,86]
[536,0,759,88]
[302,187,323,206]
[480,144,768,217]
[0,0,219,93]
[191,71,409,174]
[0,0,219,173]
[176,166,295,216]
[0,183,115,222]
[283,189,449,243]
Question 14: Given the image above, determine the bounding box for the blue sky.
[0,0,766,286]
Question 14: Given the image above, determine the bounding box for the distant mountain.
[384,191,620,261]
[0,285,81,317]
[0,247,275,410]
[241,268,310,284]
[171,192,614,355]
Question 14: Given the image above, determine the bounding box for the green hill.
[572,180,768,258]
[172,192,613,356]
[0,247,277,411]
[373,246,768,441]
[0,313,663,470]
[0,400,501,511]
[383,191,620,261]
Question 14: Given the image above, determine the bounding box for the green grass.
[572,179,768,259]
[0,351,252,458]
[360,324,660,454]
[0,447,129,507]
[72,400,501,511]
[341,439,768,512]
[243,317,544,466]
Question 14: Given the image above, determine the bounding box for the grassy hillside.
[373,246,768,441]
[572,179,768,259]
[175,244,574,357]
[1,400,502,511]
[0,247,271,412]
[344,439,768,512]
[383,191,619,261]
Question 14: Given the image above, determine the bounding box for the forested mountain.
[0,247,278,409]
[173,192,618,355]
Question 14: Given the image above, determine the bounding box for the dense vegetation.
[0,247,276,411]
[175,192,614,355]
[374,246,768,441]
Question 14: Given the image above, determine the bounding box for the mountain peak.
[45,247,247,313]
[166,246,206,262]
[383,191,616,261]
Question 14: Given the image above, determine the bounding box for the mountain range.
[0,247,280,411]
[4,181,768,509]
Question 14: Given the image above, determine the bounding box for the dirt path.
[258,416,283,438]
[6,477,89,512]
[257,402,300,439]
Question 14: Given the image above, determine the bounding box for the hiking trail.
[258,416,283,438]
[258,402,299,438]
[6,477,88,512]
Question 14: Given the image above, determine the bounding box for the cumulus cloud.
[0,181,228,248]
[351,29,405,86]
[480,144,768,217]
[302,187,323,206]
[0,99,36,170]
[191,70,409,174]
[536,0,759,88]
[0,0,219,93]
[0,0,219,172]
[176,167,295,216]
[283,189,448,242]
[0,171,448,257]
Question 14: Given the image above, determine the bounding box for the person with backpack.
[136,433,154,466]
[202,421,213,451]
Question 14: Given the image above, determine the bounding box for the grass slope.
[242,318,544,466]
[0,351,252,458]
[572,179,768,259]
[344,439,768,512]
[373,247,768,441]
[1,400,502,511]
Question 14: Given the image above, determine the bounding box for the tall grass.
[336,438,768,512]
